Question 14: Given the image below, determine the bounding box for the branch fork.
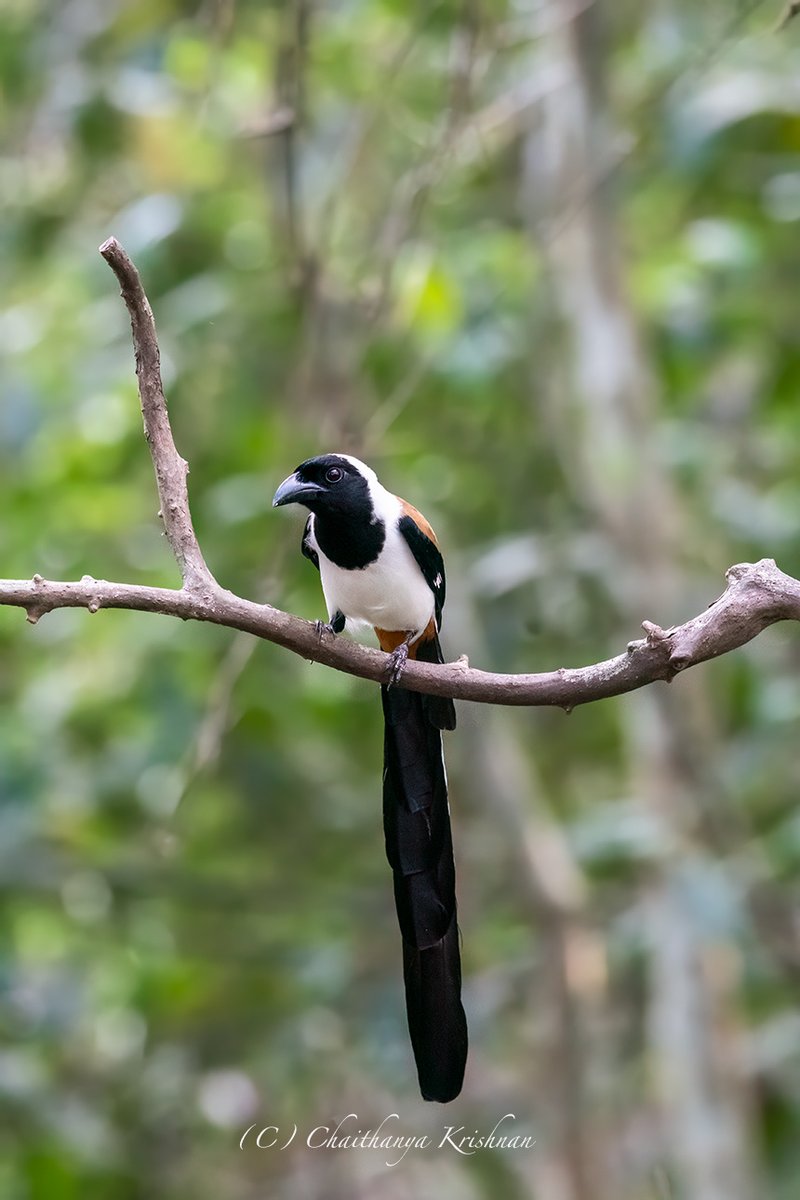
[1,241,800,710]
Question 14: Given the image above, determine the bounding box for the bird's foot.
[316,610,345,641]
[386,638,411,687]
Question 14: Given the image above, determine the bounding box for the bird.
[273,453,467,1102]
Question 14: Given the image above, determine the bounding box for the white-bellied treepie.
[273,453,467,1102]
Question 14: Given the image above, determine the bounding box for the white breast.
[306,502,434,639]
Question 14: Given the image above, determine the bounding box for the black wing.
[397,515,446,631]
[301,515,319,571]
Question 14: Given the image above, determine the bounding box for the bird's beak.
[272,472,323,508]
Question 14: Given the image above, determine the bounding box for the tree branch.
[99,236,212,591]
[3,242,800,709]
[4,558,800,709]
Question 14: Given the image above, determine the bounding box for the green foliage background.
[2,1,800,1197]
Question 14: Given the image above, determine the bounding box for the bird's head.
[272,453,378,518]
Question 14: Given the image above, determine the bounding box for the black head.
[272,453,374,518]
[273,453,387,568]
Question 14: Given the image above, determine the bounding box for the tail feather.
[418,632,456,732]
[381,633,466,1102]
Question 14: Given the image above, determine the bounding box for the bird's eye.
[325,466,343,483]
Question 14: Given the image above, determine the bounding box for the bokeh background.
[2,1,800,1197]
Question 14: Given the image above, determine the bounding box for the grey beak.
[272,472,323,508]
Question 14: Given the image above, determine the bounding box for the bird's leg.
[386,632,414,687]
[316,610,345,640]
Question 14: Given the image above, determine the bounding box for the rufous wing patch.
[399,498,438,546]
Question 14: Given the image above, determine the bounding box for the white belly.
[316,522,434,636]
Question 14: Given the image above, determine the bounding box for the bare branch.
[3,560,800,708]
[3,241,799,710]
[99,237,212,592]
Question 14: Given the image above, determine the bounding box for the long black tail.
[381,634,467,1102]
